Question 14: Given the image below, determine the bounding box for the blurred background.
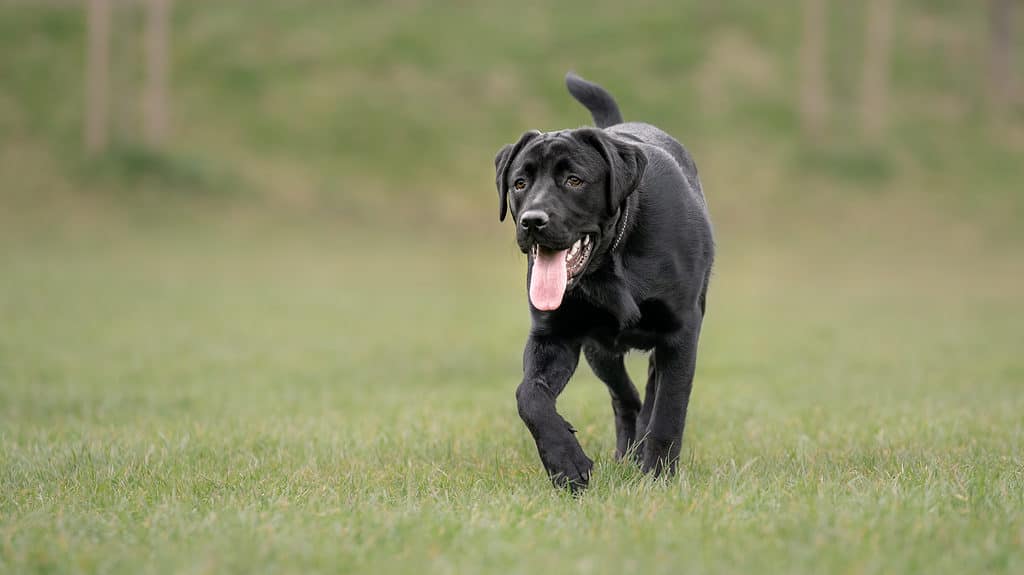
[1,0,1022,404]
[3,4,1023,571]
[2,0,1020,239]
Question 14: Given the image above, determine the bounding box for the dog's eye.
[566,176,583,187]
[513,179,527,191]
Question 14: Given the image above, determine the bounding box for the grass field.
[2,0,1023,572]
[1,223,1021,574]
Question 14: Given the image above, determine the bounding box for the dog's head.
[494,128,646,310]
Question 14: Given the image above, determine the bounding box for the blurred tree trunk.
[859,0,894,141]
[988,0,1016,115]
[85,0,111,154]
[143,0,171,148]
[800,0,829,140]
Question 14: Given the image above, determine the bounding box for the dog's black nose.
[520,210,549,230]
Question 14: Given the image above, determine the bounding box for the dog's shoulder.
[607,123,704,207]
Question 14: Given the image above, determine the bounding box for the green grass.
[1,0,1023,571]
[1,227,1021,574]
[2,0,1022,220]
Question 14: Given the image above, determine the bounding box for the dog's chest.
[609,327,661,351]
[587,299,681,352]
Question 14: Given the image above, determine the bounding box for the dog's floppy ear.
[577,128,647,216]
[494,130,541,222]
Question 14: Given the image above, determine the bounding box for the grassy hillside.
[1,0,1022,235]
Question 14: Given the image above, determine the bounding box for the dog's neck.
[574,192,643,328]
[609,189,641,253]
[610,201,630,252]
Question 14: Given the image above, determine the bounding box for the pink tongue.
[530,248,569,310]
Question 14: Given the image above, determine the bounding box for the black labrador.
[493,73,714,491]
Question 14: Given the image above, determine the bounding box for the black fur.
[494,130,542,222]
[565,72,624,128]
[494,73,715,492]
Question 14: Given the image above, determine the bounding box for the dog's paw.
[614,434,641,463]
[639,437,678,478]
[540,441,594,493]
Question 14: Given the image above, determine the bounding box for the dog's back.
[565,73,705,206]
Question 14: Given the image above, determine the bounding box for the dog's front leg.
[516,335,592,491]
[640,317,703,477]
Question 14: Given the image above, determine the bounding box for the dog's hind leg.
[640,315,703,477]
[635,351,657,453]
[583,342,641,460]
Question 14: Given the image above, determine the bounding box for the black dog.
[493,73,714,491]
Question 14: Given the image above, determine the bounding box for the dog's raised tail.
[566,72,623,128]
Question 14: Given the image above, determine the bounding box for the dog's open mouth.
[528,234,594,311]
